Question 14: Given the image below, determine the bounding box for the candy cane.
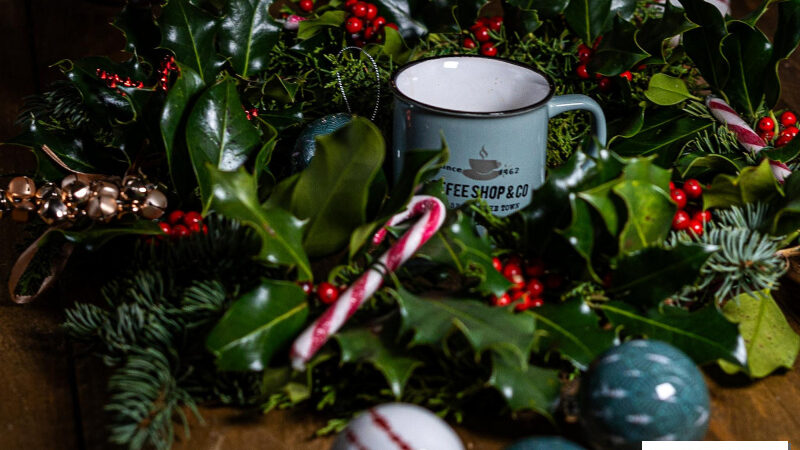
[290,195,446,370]
[706,96,791,182]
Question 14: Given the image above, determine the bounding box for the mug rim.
[390,55,555,117]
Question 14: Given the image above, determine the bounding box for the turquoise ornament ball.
[505,437,585,450]
[579,340,710,449]
[291,113,352,173]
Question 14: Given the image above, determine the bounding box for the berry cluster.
[462,16,503,57]
[298,281,346,304]
[159,210,208,238]
[96,68,145,97]
[757,110,798,148]
[575,39,634,92]
[242,105,259,120]
[157,55,179,92]
[490,255,564,312]
[343,0,396,47]
[670,179,710,236]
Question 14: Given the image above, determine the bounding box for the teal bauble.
[579,340,710,449]
[291,113,352,173]
[505,437,585,450]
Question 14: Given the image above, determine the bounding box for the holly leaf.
[335,327,421,398]
[55,219,163,251]
[160,63,205,197]
[208,167,313,280]
[599,301,747,367]
[507,0,569,18]
[113,3,161,60]
[372,0,427,40]
[765,0,800,107]
[488,354,561,418]
[608,243,716,307]
[721,21,773,118]
[588,15,648,76]
[644,74,698,106]
[269,117,385,257]
[530,297,615,370]
[159,0,223,83]
[418,211,512,297]
[393,288,535,367]
[186,78,262,211]
[564,0,612,45]
[207,280,309,371]
[770,171,800,235]
[703,158,782,209]
[677,151,745,179]
[635,2,692,64]
[679,0,730,90]
[720,290,800,378]
[297,10,346,40]
[58,57,140,125]
[557,194,598,280]
[219,0,280,77]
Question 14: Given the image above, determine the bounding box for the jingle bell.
[7,176,37,211]
[140,189,167,220]
[61,174,92,206]
[38,197,70,225]
[121,177,149,203]
[86,195,118,221]
[91,180,120,199]
[0,189,10,218]
[35,182,61,201]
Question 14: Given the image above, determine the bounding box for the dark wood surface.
[1,1,799,448]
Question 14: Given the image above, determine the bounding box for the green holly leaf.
[530,297,615,370]
[207,280,309,371]
[113,4,161,59]
[53,218,163,251]
[635,2,692,64]
[770,171,800,235]
[564,0,612,45]
[762,134,800,163]
[721,21,773,118]
[393,288,535,367]
[598,301,747,367]
[219,0,280,77]
[372,0,427,40]
[488,354,561,418]
[159,0,223,83]
[335,327,421,398]
[418,211,512,297]
[679,0,730,90]
[508,0,569,18]
[8,127,97,176]
[297,10,347,40]
[269,117,385,257]
[703,158,782,209]
[186,78,262,211]
[209,167,313,280]
[160,63,205,198]
[677,151,745,179]
[765,0,800,107]
[557,194,598,280]
[58,57,140,125]
[720,290,800,378]
[644,74,699,106]
[588,15,648,76]
[609,243,716,307]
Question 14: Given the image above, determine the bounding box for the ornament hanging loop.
[334,47,381,121]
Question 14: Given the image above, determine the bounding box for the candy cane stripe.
[290,195,446,370]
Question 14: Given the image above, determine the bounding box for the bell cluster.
[0,174,167,225]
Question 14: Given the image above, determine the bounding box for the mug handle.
[547,94,607,158]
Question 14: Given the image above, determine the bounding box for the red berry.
[688,220,704,236]
[683,179,703,199]
[345,16,364,33]
[597,77,611,92]
[298,0,313,10]
[757,117,775,132]
[364,25,376,40]
[514,294,532,312]
[345,0,357,6]
[373,16,386,28]
[351,1,367,17]
[783,126,799,138]
[171,224,190,238]
[168,210,184,225]
[672,210,690,231]
[188,221,203,233]
[366,3,378,19]
[780,111,797,127]
[477,17,490,26]
[298,281,313,295]
[576,64,590,79]
[669,181,675,190]
[670,188,687,209]
[463,37,477,49]
[525,258,544,277]
[488,16,503,31]
[158,221,171,235]
[492,293,511,307]
[529,298,544,308]
[183,211,203,227]
[318,282,339,304]
[577,46,592,63]
[480,42,497,57]
[776,135,793,147]
[503,262,522,281]
[492,257,503,272]
[619,71,632,81]
[386,23,398,30]
[473,26,490,42]
[759,130,775,142]
[694,210,712,224]
[526,278,544,298]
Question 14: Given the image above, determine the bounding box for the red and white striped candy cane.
[290,195,446,370]
[706,96,791,182]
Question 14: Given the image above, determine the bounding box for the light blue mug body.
[391,56,607,216]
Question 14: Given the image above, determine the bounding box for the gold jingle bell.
[61,173,92,206]
[91,180,120,199]
[0,189,9,218]
[35,182,61,201]
[7,176,37,211]
[38,197,70,225]
[86,195,118,222]
[121,177,149,203]
[140,189,167,220]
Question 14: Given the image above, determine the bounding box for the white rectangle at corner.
[642,442,790,450]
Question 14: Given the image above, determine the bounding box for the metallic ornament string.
[334,46,381,121]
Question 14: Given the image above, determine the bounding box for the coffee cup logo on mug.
[391,55,607,216]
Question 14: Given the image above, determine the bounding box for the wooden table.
[1,1,799,448]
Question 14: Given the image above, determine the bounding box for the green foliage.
[644,74,699,106]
